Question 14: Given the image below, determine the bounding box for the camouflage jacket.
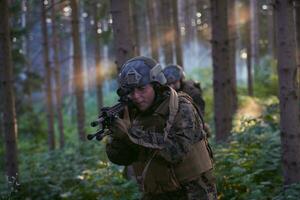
[106,87,206,165]
[105,87,214,194]
[181,80,205,116]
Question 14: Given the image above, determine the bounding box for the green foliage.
[0,143,140,200]
[253,56,278,97]
[214,101,290,200]
[186,67,214,122]
[273,183,300,200]
[18,110,47,141]
[187,67,213,89]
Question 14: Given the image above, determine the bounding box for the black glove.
[109,106,131,139]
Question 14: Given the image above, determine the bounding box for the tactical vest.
[130,88,213,194]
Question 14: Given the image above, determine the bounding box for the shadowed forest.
[1,0,300,199]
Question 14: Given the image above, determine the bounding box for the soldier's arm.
[106,136,139,165]
[105,116,139,166]
[127,101,204,164]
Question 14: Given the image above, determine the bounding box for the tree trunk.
[71,0,86,141]
[110,0,133,70]
[210,0,233,142]
[227,0,238,114]
[51,0,65,148]
[195,0,211,43]
[183,0,196,44]
[172,0,183,67]
[245,0,253,96]
[79,0,89,94]
[160,0,174,65]
[250,0,260,72]
[295,1,300,70]
[146,0,159,61]
[92,5,104,111]
[275,0,300,184]
[130,0,140,56]
[41,1,55,150]
[25,0,33,109]
[0,0,19,181]
[267,5,275,59]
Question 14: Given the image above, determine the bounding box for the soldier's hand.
[110,117,130,139]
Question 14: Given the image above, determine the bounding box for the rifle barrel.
[90,116,104,127]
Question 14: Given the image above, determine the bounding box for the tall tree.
[296,0,300,69]
[296,1,300,97]
[210,0,233,142]
[172,0,183,67]
[92,2,104,111]
[245,0,253,96]
[227,0,238,114]
[130,0,140,56]
[250,0,260,72]
[267,4,275,59]
[110,0,133,70]
[71,0,86,141]
[51,0,65,148]
[160,0,174,64]
[275,0,300,184]
[24,0,33,109]
[0,0,19,181]
[41,0,55,150]
[183,0,196,44]
[146,0,159,61]
[195,0,211,43]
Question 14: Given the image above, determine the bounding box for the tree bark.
[295,0,300,70]
[51,0,65,148]
[92,4,104,112]
[110,0,133,71]
[24,0,33,109]
[227,0,238,114]
[183,0,196,44]
[146,0,159,61]
[267,5,275,59]
[250,0,260,72]
[130,0,140,56]
[0,0,19,181]
[71,0,86,141]
[210,0,233,142]
[160,0,174,65]
[245,0,253,96]
[41,0,56,150]
[275,0,300,184]
[172,0,183,67]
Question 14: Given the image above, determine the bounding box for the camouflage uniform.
[106,86,217,200]
[181,80,205,116]
[163,64,206,116]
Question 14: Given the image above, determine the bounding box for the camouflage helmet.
[118,56,166,90]
[163,64,185,84]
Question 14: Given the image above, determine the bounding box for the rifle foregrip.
[90,121,99,127]
[90,117,105,127]
[87,134,95,140]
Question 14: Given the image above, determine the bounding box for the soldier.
[106,56,217,200]
[163,64,206,116]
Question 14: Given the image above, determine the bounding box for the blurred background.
[0,0,300,199]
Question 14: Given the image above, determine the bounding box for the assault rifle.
[87,89,130,141]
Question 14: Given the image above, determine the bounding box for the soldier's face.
[128,84,155,111]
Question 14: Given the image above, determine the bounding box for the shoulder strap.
[163,87,179,141]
